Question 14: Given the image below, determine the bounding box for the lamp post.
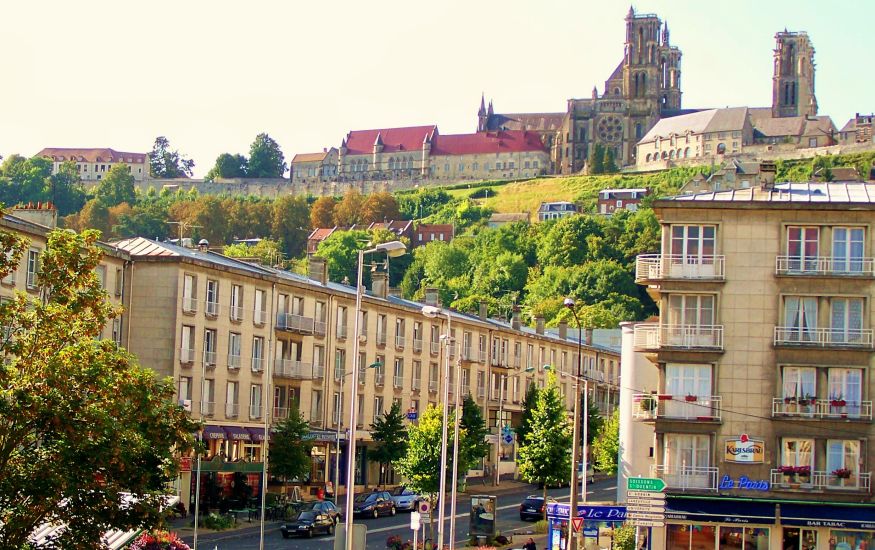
[344,241,406,550]
[421,304,451,550]
[563,297,586,550]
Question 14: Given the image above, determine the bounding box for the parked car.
[389,486,420,511]
[352,491,396,518]
[280,510,335,538]
[578,462,596,484]
[519,495,558,521]
[300,500,341,524]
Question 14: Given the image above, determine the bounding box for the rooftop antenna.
[166,221,203,245]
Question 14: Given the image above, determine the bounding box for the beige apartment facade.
[110,238,620,509]
[36,147,149,182]
[623,181,875,550]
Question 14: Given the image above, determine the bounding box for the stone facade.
[36,147,149,182]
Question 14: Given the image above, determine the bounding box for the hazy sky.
[1,1,871,176]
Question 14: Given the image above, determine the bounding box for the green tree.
[613,523,637,550]
[148,136,195,178]
[247,133,286,178]
[205,153,248,180]
[333,188,366,226]
[0,226,198,549]
[536,215,604,267]
[271,194,310,258]
[48,160,87,215]
[459,395,490,473]
[516,382,540,447]
[316,229,369,283]
[310,196,337,228]
[270,407,314,483]
[517,372,572,519]
[112,202,170,239]
[588,143,605,174]
[370,401,408,487]
[602,146,618,174]
[223,239,284,266]
[592,410,620,474]
[95,164,137,207]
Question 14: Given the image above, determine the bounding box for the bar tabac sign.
[724,434,764,463]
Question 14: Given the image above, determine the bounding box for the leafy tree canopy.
[370,401,408,486]
[223,239,284,267]
[148,136,195,178]
[95,164,137,207]
[270,407,314,482]
[309,196,337,229]
[247,133,286,178]
[205,153,248,181]
[592,410,620,474]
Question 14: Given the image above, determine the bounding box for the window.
[663,434,711,487]
[228,332,242,369]
[826,439,861,486]
[313,344,325,371]
[335,348,346,380]
[202,379,215,415]
[315,300,326,333]
[179,376,192,401]
[665,364,712,417]
[787,226,819,272]
[394,358,404,388]
[667,294,715,327]
[230,284,243,321]
[429,362,438,392]
[251,336,264,372]
[373,396,384,423]
[831,298,864,343]
[111,317,122,345]
[95,265,106,289]
[182,274,196,312]
[670,225,717,270]
[783,296,818,341]
[376,314,387,345]
[336,306,348,338]
[832,227,865,273]
[332,391,342,425]
[205,280,219,316]
[1,249,16,285]
[526,344,533,369]
[413,321,423,351]
[430,325,440,354]
[828,368,863,414]
[782,366,816,401]
[250,384,263,419]
[26,249,40,289]
[412,360,421,389]
[358,351,367,384]
[180,325,195,362]
[311,390,322,422]
[114,268,123,296]
[667,525,718,550]
[226,381,239,418]
[781,437,813,471]
[374,356,385,385]
[254,288,266,324]
[395,318,405,348]
[203,329,217,365]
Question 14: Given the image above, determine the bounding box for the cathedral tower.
[622,7,662,102]
[772,31,817,118]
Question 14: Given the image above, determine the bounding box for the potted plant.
[685,394,698,402]
[640,395,657,414]
[797,394,812,407]
[130,531,191,550]
[832,468,852,479]
[783,396,796,405]
[779,465,797,477]
[386,534,403,550]
[796,465,811,481]
[830,397,847,407]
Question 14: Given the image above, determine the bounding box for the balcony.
[182,296,197,313]
[314,321,326,336]
[412,378,421,391]
[478,350,487,363]
[769,469,871,492]
[413,338,423,352]
[273,359,314,379]
[313,364,325,378]
[429,380,438,393]
[376,332,387,346]
[225,403,240,418]
[180,348,195,364]
[393,376,404,388]
[249,405,263,419]
[200,401,215,416]
[636,254,725,282]
[775,256,875,277]
[227,354,241,370]
[230,306,244,322]
[334,366,345,381]
[430,342,440,355]
[253,309,267,326]
[773,327,874,349]
[276,313,315,334]
[375,373,385,386]
[771,398,873,420]
[477,386,486,399]
[652,465,719,491]
[203,351,217,367]
[633,323,724,351]
[205,300,219,317]
[273,406,289,421]
[251,357,264,373]
[633,394,722,421]
[395,335,406,349]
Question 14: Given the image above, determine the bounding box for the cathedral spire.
[487,100,494,117]
[662,21,670,44]
[478,93,486,116]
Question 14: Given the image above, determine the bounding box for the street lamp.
[420,304,452,550]
[563,297,586,549]
[344,241,406,550]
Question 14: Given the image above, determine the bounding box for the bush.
[469,187,497,199]
[201,512,234,531]
[613,523,636,550]
[533,520,548,534]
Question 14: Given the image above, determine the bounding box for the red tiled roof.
[308,227,337,241]
[344,126,437,156]
[36,147,147,164]
[430,130,547,156]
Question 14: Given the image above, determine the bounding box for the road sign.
[571,517,584,532]
[417,500,431,514]
[410,511,421,530]
[627,477,666,492]
[406,411,418,420]
[503,433,514,445]
[631,520,665,527]
[626,491,665,500]
[627,511,666,519]
[627,495,666,504]
[627,505,666,513]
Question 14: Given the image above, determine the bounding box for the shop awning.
[666,497,776,524]
[780,502,875,529]
[202,425,226,440]
[247,427,270,442]
[223,426,252,441]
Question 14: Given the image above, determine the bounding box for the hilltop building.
[35,147,149,182]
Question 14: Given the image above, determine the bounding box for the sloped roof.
[36,147,147,163]
[307,227,337,241]
[112,237,272,276]
[292,151,328,163]
[639,109,718,143]
[486,112,565,133]
[665,182,875,204]
[430,130,547,156]
[368,220,413,235]
[344,126,437,155]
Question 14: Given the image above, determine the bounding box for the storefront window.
[783,528,817,550]
[829,530,874,550]
[720,527,770,550]
[668,524,716,550]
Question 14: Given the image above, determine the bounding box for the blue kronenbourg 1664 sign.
[719,475,770,491]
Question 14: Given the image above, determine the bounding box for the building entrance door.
[782,528,817,550]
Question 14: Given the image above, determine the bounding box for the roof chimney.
[535,316,545,335]
[511,306,521,330]
[309,256,328,285]
[759,161,777,189]
[558,321,568,340]
[197,239,209,252]
[424,287,440,307]
[12,201,58,229]
[479,302,488,321]
[371,271,389,300]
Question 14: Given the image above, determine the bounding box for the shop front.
[546,503,627,550]
[656,496,875,550]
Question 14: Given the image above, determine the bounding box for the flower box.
[832,468,852,479]
[830,399,847,407]
[684,395,698,402]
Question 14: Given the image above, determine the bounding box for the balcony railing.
[636,254,726,282]
[276,313,315,334]
[478,350,487,363]
[227,354,241,369]
[273,359,314,379]
[430,342,440,355]
[334,367,345,381]
[337,325,348,339]
[393,376,404,388]
[513,355,522,369]
[273,406,289,421]
[477,386,486,398]
[203,351,217,366]
[253,309,267,325]
[205,300,219,317]
[772,398,873,420]
[182,296,197,313]
[775,256,875,277]
[314,321,326,336]
[225,403,240,418]
[251,357,264,373]
[230,306,244,321]
[770,469,871,492]
[462,347,474,361]
[375,373,385,386]
[633,394,722,421]
[200,401,215,416]
[460,384,470,396]
[412,378,421,391]
[429,380,438,392]
[376,332,387,346]
[249,405,263,419]
[652,465,719,490]
[309,409,323,424]
[633,323,724,351]
[413,338,423,352]
[395,335,406,349]
[774,326,874,348]
[180,348,195,364]
[313,364,325,378]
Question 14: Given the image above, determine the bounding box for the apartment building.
[620,181,875,550]
[36,147,149,182]
[107,237,619,508]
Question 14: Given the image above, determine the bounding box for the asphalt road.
[182,477,617,550]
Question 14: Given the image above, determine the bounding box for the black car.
[519,495,557,521]
[301,500,341,524]
[281,510,335,538]
[352,491,396,518]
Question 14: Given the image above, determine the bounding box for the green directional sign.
[627,477,666,492]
